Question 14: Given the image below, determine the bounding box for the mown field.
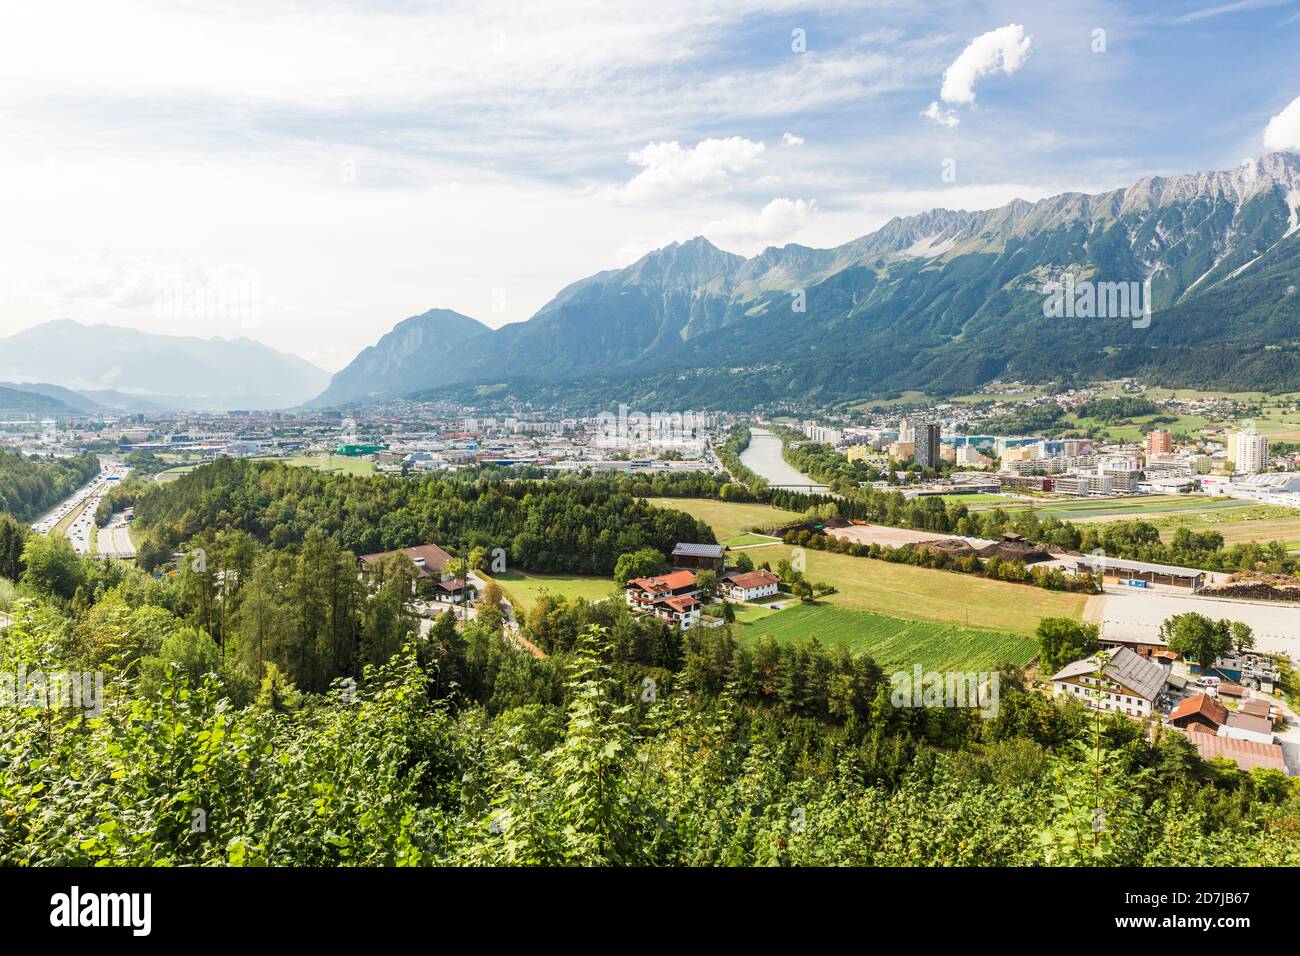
[484,569,617,612]
[749,544,1085,636]
[260,454,376,476]
[971,494,1261,520]
[644,497,805,542]
[742,602,1037,672]
[725,531,784,548]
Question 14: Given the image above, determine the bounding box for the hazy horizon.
[2,1,1299,372]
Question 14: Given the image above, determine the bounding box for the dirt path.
[1083,594,1106,625]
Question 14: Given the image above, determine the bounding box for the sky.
[0,0,1298,372]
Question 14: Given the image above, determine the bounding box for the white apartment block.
[1234,431,1269,474]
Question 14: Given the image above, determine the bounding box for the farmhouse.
[625,569,704,629]
[720,569,780,602]
[671,542,726,573]
[649,595,702,629]
[1051,647,1168,717]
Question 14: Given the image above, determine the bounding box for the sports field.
[644,497,805,541]
[484,570,617,612]
[751,544,1085,636]
[742,602,1037,671]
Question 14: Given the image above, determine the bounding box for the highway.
[30,462,130,556]
[96,512,137,559]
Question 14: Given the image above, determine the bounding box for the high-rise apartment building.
[1234,431,1269,474]
[914,422,941,471]
[1145,429,1172,457]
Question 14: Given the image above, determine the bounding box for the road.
[96,512,137,559]
[30,462,130,556]
[739,427,829,491]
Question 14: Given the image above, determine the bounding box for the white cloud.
[781,132,805,146]
[1263,95,1300,150]
[704,197,816,251]
[921,101,960,128]
[938,24,1032,106]
[605,137,766,202]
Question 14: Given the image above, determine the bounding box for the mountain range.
[315,151,1300,410]
[0,320,329,412]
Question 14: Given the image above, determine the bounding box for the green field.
[644,497,805,540]
[742,602,1037,671]
[723,531,783,548]
[155,463,201,482]
[731,602,778,624]
[256,454,376,476]
[936,493,1022,506]
[975,494,1300,547]
[974,494,1262,520]
[484,570,617,612]
[752,544,1085,636]
[1059,411,1214,443]
[158,454,376,483]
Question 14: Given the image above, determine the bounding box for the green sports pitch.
[741,602,1037,672]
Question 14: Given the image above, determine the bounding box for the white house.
[1050,647,1167,718]
[650,595,701,630]
[720,569,781,602]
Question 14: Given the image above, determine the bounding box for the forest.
[1,548,1297,865]
[107,458,714,575]
[0,450,100,522]
[0,458,1296,866]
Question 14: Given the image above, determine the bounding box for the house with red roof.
[720,569,781,602]
[1169,693,1227,734]
[625,570,701,629]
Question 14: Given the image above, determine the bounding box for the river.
[738,427,829,491]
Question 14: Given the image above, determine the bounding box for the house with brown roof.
[650,595,701,629]
[1241,699,1275,722]
[626,570,702,629]
[358,543,453,578]
[1181,729,1288,774]
[1169,693,1227,734]
[626,569,696,602]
